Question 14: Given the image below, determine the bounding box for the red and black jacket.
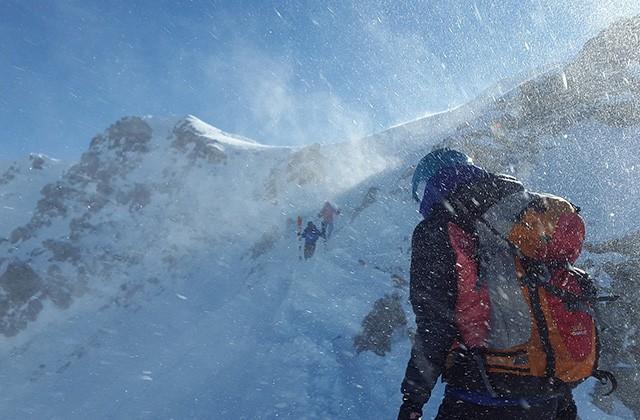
[400,172,552,405]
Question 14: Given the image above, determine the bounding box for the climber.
[318,201,340,240]
[398,148,611,420]
[300,221,323,260]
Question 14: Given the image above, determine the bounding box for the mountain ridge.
[0,15,639,419]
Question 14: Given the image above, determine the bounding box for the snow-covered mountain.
[1,16,639,420]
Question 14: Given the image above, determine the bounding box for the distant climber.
[300,221,323,260]
[318,201,340,240]
[296,215,303,235]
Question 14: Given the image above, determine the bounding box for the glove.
[397,400,423,420]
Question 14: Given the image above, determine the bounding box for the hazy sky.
[2,0,639,160]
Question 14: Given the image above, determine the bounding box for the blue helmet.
[411,148,473,202]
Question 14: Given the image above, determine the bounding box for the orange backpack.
[448,191,615,391]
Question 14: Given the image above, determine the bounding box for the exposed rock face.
[354,293,407,356]
[172,120,227,163]
[0,117,159,336]
[261,144,327,202]
[0,154,53,188]
[0,262,43,336]
[30,154,46,170]
[262,167,282,202]
[0,114,270,337]
[513,16,640,133]
[116,184,152,212]
[441,16,640,175]
[351,187,380,222]
[286,144,326,186]
[43,240,81,263]
[585,230,640,257]
[568,16,640,101]
[103,117,152,154]
[0,164,18,186]
[8,118,155,246]
[247,227,281,260]
[456,27,640,407]
[36,183,73,219]
[586,231,640,417]
[44,264,83,310]
[0,262,42,305]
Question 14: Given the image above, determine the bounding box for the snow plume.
[205,45,374,146]
[203,46,401,196]
[327,140,400,195]
[350,5,465,118]
[3,13,640,419]
[568,0,640,33]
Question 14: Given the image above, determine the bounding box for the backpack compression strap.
[475,201,618,394]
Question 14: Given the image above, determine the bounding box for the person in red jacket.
[399,149,580,420]
[296,215,303,235]
[318,201,340,240]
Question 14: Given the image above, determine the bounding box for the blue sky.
[2,0,639,160]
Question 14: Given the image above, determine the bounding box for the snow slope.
[1,15,639,420]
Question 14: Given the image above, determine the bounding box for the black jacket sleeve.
[400,217,459,406]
